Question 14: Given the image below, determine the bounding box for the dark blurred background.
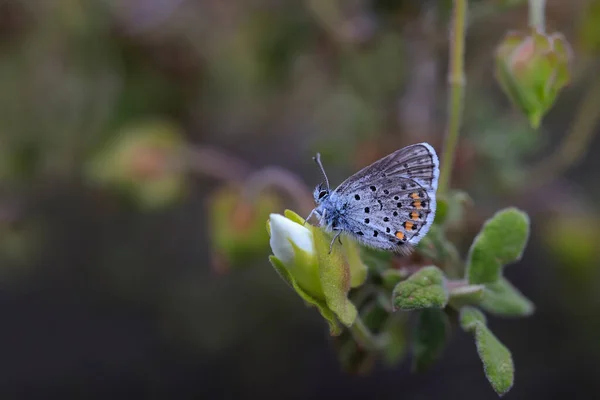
[1,0,600,398]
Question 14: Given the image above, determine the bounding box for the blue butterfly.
[306,143,439,255]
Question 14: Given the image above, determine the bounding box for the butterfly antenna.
[313,153,330,190]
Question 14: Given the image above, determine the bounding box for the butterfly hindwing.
[335,176,435,254]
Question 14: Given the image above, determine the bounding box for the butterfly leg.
[303,209,316,225]
[329,230,343,254]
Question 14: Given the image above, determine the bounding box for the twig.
[183,145,252,183]
[183,145,314,212]
[242,166,315,214]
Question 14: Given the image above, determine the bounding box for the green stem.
[528,0,546,32]
[349,316,389,352]
[438,0,468,195]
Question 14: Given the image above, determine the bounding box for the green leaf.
[448,284,485,309]
[474,326,514,396]
[276,209,359,327]
[284,209,307,225]
[466,208,530,284]
[289,240,323,299]
[412,309,450,372]
[480,278,535,317]
[341,235,368,288]
[269,255,341,335]
[460,307,514,396]
[312,226,358,327]
[392,266,448,311]
[460,306,487,331]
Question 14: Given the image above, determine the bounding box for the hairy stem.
[438,0,468,195]
[528,0,546,32]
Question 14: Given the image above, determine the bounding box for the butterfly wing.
[334,143,439,194]
[332,143,439,254]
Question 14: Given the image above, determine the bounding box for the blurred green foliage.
[86,119,186,209]
[211,187,280,270]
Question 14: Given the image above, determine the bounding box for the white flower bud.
[268,213,315,265]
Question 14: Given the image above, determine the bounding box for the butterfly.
[306,143,439,255]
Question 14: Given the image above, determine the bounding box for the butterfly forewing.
[334,143,439,195]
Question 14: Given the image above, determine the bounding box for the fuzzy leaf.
[480,278,535,317]
[449,284,485,309]
[342,235,368,288]
[467,208,530,284]
[312,226,357,327]
[460,306,487,331]
[474,325,514,396]
[269,256,341,335]
[412,309,450,372]
[288,241,323,299]
[392,266,448,311]
[460,307,514,396]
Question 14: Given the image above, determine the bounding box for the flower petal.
[268,213,314,265]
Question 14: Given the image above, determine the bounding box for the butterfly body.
[310,142,439,255]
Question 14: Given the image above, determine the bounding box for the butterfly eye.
[318,190,328,199]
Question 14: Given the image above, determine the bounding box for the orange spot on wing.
[410,192,419,199]
[395,231,405,240]
[404,221,414,230]
[411,212,420,221]
[412,200,422,209]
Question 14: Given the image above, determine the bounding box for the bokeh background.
[1,0,600,398]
